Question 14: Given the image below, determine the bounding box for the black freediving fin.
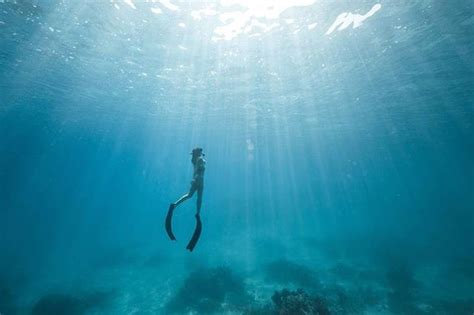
[165,204,176,241]
[186,214,202,252]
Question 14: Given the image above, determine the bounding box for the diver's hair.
[191,148,203,165]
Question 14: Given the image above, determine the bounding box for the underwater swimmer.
[165,148,205,251]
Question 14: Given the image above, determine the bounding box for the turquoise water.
[0,0,473,314]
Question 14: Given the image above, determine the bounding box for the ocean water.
[0,0,473,314]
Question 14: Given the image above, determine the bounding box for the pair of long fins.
[165,204,202,252]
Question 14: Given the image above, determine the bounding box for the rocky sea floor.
[2,237,473,315]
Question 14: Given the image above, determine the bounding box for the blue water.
[0,1,473,314]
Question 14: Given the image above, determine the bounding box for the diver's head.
[191,147,204,157]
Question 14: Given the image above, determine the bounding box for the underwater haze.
[0,0,473,314]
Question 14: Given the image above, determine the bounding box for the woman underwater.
[165,147,205,251]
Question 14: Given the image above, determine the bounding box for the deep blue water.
[0,0,473,314]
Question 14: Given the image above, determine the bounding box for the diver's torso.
[193,157,205,182]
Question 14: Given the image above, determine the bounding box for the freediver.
[165,147,205,252]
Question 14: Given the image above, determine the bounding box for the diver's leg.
[196,185,203,215]
[187,185,203,251]
[166,184,197,241]
[173,184,197,208]
[173,193,191,207]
